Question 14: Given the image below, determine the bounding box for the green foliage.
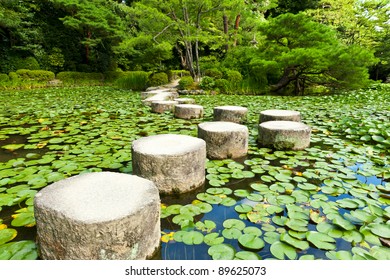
[204,68,223,79]
[178,76,194,90]
[170,70,191,80]
[214,79,231,94]
[148,72,168,87]
[0,74,9,83]
[224,70,243,88]
[15,69,55,81]
[56,71,104,86]
[199,76,215,90]
[14,57,40,70]
[114,71,149,91]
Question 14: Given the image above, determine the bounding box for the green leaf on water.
[270,241,297,260]
[204,233,224,246]
[234,251,261,260]
[367,223,390,238]
[306,231,336,250]
[0,228,17,245]
[280,232,309,251]
[238,234,265,250]
[208,244,235,260]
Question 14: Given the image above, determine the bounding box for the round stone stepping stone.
[213,105,248,124]
[198,121,248,159]
[258,121,311,150]
[132,134,206,194]
[34,172,160,260]
[259,109,301,123]
[151,100,178,113]
[174,98,195,104]
[174,104,204,119]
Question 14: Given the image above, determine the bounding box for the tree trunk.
[233,14,241,47]
[85,30,92,64]
[270,66,297,93]
[223,14,229,51]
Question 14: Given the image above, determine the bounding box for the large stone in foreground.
[34,172,160,260]
[258,121,311,150]
[213,105,248,124]
[132,134,206,194]
[259,109,301,123]
[198,121,248,159]
[174,104,204,119]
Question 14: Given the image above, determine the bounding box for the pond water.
[0,86,389,260]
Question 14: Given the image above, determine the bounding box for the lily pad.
[234,251,261,260]
[204,233,224,246]
[238,234,265,250]
[367,223,390,238]
[306,231,336,250]
[208,244,235,260]
[270,241,297,260]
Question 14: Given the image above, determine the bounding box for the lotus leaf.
[208,244,235,260]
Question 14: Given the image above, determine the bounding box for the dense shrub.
[104,70,125,83]
[178,76,194,90]
[204,68,223,79]
[0,73,9,83]
[199,76,215,90]
[115,71,149,91]
[170,70,191,80]
[56,71,104,85]
[215,79,231,94]
[148,72,168,87]
[14,57,40,70]
[16,69,55,81]
[225,70,243,86]
[8,72,19,81]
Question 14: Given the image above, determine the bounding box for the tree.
[252,13,377,95]
[50,0,126,71]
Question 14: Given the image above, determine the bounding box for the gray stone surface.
[259,109,301,123]
[132,134,206,194]
[258,121,311,150]
[151,100,178,113]
[213,105,248,124]
[142,90,178,106]
[174,104,204,119]
[198,121,248,159]
[34,172,160,260]
[174,98,196,104]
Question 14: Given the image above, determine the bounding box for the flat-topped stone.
[142,91,178,106]
[151,100,178,113]
[174,98,195,104]
[174,104,204,119]
[198,121,248,159]
[213,105,248,124]
[259,109,301,123]
[258,121,311,150]
[34,172,160,260]
[132,134,206,194]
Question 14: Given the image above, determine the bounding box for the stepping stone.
[259,109,301,123]
[34,172,160,260]
[258,121,311,150]
[213,105,248,124]
[198,121,248,159]
[174,104,204,119]
[174,98,195,104]
[142,91,178,106]
[132,134,206,194]
[151,100,178,113]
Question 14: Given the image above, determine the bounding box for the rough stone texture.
[151,100,178,113]
[34,172,160,260]
[132,134,206,194]
[174,104,204,119]
[213,106,248,124]
[174,98,196,104]
[142,91,178,106]
[259,109,301,123]
[258,121,311,150]
[198,121,248,159]
[177,89,205,95]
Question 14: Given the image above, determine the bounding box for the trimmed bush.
[14,57,40,70]
[199,76,215,90]
[215,79,231,94]
[0,73,9,83]
[178,76,194,90]
[56,71,104,85]
[9,72,19,81]
[225,70,243,85]
[16,69,55,81]
[115,71,149,91]
[148,72,168,87]
[204,68,223,79]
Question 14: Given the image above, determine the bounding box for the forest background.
[1,0,390,95]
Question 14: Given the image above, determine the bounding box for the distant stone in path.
[213,105,248,124]
[174,98,195,104]
[34,172,160,260]
[259,109,301,123]
[174,104,204,119]
[258,121,311,150]
[132,134,206,194]
[198,121,248,159]
[151,100,178,113]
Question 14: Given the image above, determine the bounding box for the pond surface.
[0,86,389,260]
